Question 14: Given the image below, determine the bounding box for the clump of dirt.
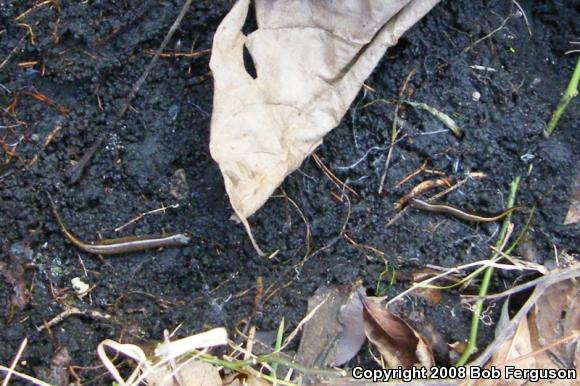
[0,0,578,382]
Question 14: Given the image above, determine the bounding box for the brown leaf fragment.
[410,287,442,305]
[477,300,535,386]
[334,287,366,366]
[529,279,579,370]
[297,285,366,372]
[0,243,32,314]
[146,360,221,386]
[36,347,71,386]
[360,293,434,368]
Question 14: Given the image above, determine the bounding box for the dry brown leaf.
[360,293,434,368]
[334,286,366,366]
[209,0,440,241]
[245,374,273,386]
[477,300,535,386]
[297,285,366,371]
[529,279,579,370]
[146,360,221,386]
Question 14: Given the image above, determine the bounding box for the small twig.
[511,0,532,37]
[1,338,27,386]
[114,203,180,232]
[118,0,194,117]
[378,69,415,194]
[0,35,26,70]
[66,134,105,184]
[312,153,358,198]
[37,306,112,332]
[463,12,515,54]
[28,123,62,166]
[144,48,211,58]
[463,266,580,301]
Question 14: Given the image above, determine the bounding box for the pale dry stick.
[469,266,580,368]
[118,0,194,117]
[280,296,329,351]
[464,266,580,301]
[0,365,51,386]
[0,35,26,70]
[114,203,180,232]
[511,0,532,37]
[273,192,312,260]
[378,69,416,194]
[37,306,112,332]
[463,12,516,53]
[1,337,27,386]
[387,259,529,306]
[565,41,580,55]
[14,0,55,20]
[489,245,548,274]
[504,331,580,367]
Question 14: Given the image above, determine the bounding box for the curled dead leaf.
[209,0,441,249]
[360,293,434,369]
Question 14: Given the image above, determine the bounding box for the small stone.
[170,168,190,201]
[472,91,481,102]
[71,277,90,298]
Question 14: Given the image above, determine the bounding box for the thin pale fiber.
[209,0,440,253]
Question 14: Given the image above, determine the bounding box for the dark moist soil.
[1,0,578,383]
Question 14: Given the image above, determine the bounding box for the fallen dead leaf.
[146,360,221,386]
[334,287,366,366]
[36,347,71,386]
[297,285,366,371]
[360,293,434,368]
[528,279,579,371]
[476,300,535,386]
[209,0,440,249]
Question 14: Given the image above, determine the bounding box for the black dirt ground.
[0,0,578,383]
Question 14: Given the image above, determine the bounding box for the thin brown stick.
[37,307,113,332]
[28,123,62,166]
[118,0,194,117]
[114,203,180,232]
[378,69,415,194]
[312,153,358,198]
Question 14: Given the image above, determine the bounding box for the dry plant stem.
[545,56,580,136]
[378,69,415,194]
[118,0,194,117]
[37,306,112,332]
[1,338,27,386]
[198,352,344,379]
[456,176,521,366]
[469,266,580,368]
[468,266,580,301]
[0,365,51,386]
